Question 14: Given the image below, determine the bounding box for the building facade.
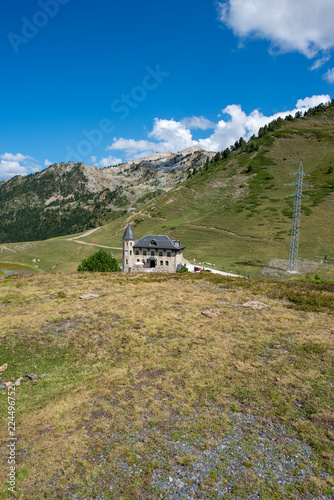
[122,224,185,273]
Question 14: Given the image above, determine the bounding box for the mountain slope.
[77,102,334,277]
[0,147,213,243]
[0,102,333,278]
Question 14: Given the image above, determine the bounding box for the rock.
[15,377,23,387]
[0,363,8,372]
[25,373,38,381]
[175,479,185,489]
[0,384,6,390]
[5,381,15,389]
[242,301,269,310]
[201,309,221,318]
[40,374,48,378]
[79,294,100,300]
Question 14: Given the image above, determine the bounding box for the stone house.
[122,224,185,273]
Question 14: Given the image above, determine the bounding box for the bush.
[178,264,189,273]
[77,249,121,272]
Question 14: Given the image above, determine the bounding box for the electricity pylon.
[286,161,306,273]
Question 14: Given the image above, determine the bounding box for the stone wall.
[130,247,183,273]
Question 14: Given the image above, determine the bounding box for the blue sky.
[0,0,333,179]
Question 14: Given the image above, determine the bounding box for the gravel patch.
[95,404,333,499]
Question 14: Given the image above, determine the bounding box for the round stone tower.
[122,223,135,272]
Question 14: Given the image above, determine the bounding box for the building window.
[135,250,139,255]
[150,239,157,246]
[165,261,169,266]
[130,251,132,255]
[125,250,128,256]
[143,251,147,256]
[167,252,171,257]
[142,259,145,264]
[130,242,132,246]
[159,251,163,256]
[126,259,128,264]
[137,259,140,262]
[151,251,155,256]
[160,260,163,266]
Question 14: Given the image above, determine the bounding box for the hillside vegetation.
[0,148,212,243]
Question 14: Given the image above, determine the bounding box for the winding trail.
[67,227,103,240]
[66,227,122,250]
[69,240,122,250]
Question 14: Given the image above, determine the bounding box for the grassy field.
[0,236,123,275]
[0,271,333,498]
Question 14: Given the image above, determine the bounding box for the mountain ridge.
[0,147,213,243]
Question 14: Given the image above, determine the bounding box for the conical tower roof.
[122,223,135,240]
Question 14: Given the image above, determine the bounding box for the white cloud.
[296,95,331,107]
[109,117,213,157]
[323,67,334,83]
[200,95,331,151]
[0,152,41,180]
[149,118,195,152]
[219,0,334,59]
[44,159,52,167]
[104,94,331,158]
[90,155,97,164]
[107,120,196,160]
[107,138,158,158]
[0,160,28,178]
[1,152,27,162]
[181,116,215,130]
[99,155,123,167]
[309,55,331,71]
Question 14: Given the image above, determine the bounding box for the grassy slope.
[78,108,334,278]
[0,107,333,278]
[0,235,122,274]
[0,272,333,498]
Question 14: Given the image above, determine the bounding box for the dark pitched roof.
[122,224,135,240]
[133,234,185,251]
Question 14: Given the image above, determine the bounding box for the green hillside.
[76,102,334,278]
[1,102,333,278]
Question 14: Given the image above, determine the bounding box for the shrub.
[77,249,121,272]
[178,264,189,273]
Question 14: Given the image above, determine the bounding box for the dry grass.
[0,272,333,498]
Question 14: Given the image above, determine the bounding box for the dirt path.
[66,225,123,250]
[69,240,122,250]
[0,245,17,253]
[115,211,167,236]
[67,227,102,240]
